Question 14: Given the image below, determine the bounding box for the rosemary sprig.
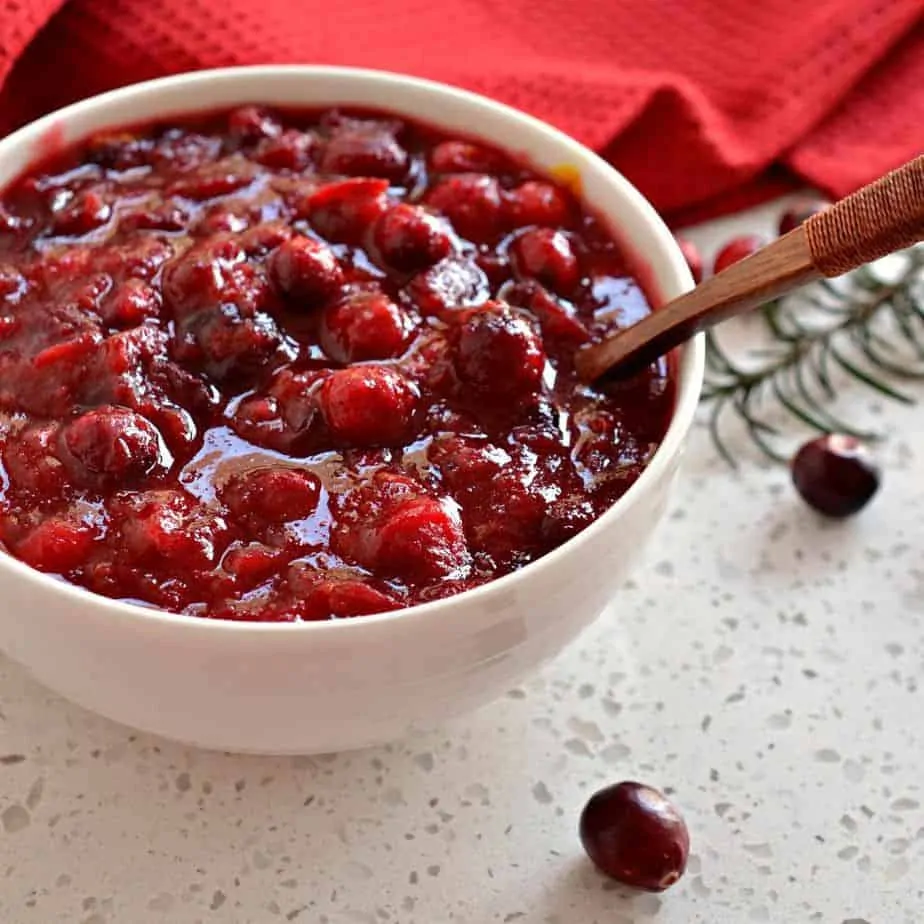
[701,247,924,465]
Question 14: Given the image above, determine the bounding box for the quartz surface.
[1,198,922,923]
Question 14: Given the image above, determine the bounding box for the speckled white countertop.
[1,200,922,924]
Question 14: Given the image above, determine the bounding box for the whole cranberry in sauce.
[60,405,168,485]
[453,303,546,399]
[320,365,420,447]
[0,104,675,621]
[510,228,581,295]
[319,291,414,363]
[424,173,504,242]
[372,203,454,272]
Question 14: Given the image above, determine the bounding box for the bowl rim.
[0,64,705,635]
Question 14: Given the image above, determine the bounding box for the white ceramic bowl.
[0,66,703,753]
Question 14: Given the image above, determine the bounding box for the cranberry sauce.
[0,105,673,621]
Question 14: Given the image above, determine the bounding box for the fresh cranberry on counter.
[580,781,690,892]
[791,434,881,518]
[675,236,703,284]
[779,198,829,235]
[713,234,765,274]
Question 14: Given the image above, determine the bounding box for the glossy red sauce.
[0,105,674,620]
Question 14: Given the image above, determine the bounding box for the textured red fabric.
[0,0,921,222]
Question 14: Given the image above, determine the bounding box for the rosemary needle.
[701,248,924,464]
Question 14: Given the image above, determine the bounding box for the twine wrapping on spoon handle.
[805,153,924,277]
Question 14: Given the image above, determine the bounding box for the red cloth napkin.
[1,0,922,223]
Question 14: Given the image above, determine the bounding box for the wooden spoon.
[575,154,924,383]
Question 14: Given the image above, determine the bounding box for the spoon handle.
[806,153,924,276]
[575,154,924,383]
